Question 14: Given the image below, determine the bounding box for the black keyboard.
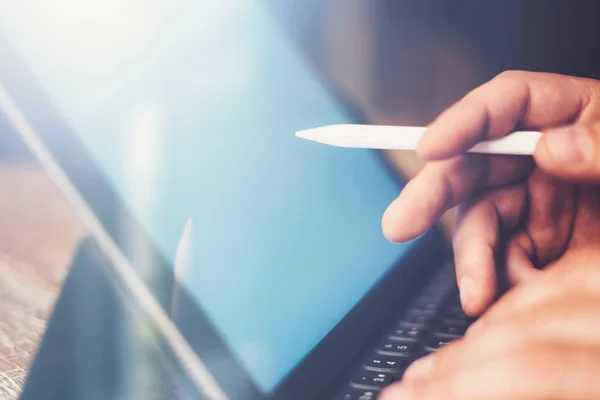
[334,265,475,400]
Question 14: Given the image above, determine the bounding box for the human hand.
[379,246,600,399]
[382,71,600,316]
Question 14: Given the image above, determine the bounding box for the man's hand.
[379,247,600,399]
[382,71,600,316]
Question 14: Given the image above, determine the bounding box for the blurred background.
[1,0,600,398]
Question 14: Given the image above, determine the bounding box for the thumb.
[534,123,600,181]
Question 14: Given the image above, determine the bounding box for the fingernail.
[459,276,474,310]
[403,355,435,381]
[544,127,594,164]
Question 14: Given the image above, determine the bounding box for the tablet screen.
[1,0,417,392]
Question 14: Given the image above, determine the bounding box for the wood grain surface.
[0,163,85,400]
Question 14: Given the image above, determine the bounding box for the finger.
[570,184,600,247]
[382,155,532,243]
[385,344,600,400]
[535,123,600,181]
[418,71,599,160]
[525,169,577,266]
[463,297,600,356]
[505,231,540,286]
[408,296,600,381]
[453,185,527,315]
[469,262,600,330]
[504,170,576,286]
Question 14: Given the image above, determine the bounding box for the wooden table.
[0,163,85,399]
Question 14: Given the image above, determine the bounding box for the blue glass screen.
[1,0,416,392]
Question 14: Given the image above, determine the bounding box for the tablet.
[0,1,446,398]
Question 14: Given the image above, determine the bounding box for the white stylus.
[296,124,542,155]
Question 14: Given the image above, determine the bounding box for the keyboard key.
[335,387,379,400]
[335,264,459,399]
[364,354,406,372]
[445,304,468,315]
[397,311,434,328]
[351,369,393,389]
[434,323,467,338]
[423,336,456,352]
[422,283,451,297]
[417,291,445,302]
[412,298,439,312]
[442,314,475,325]
[377,341,416,356]
[389,326,423,341]
[440,306,476,324]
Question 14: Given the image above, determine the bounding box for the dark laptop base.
[331,264,473,399]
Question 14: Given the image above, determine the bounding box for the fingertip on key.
[403,355,435,382]
[379,383,415,400]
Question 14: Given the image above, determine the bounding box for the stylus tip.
[295,128,319,142]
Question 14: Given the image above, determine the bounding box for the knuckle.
[558,265,600,293]
[527,168,557,200]
[495,302,564,342]
[591,121,600,133]
[483,278,566,320]
[522,278,571,306]
[453,199,492,236]
[527,344,575,376]
[495,69,529,80]
[580,78,600,109]
[585,77,600,96]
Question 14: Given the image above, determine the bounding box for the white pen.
[296,124,542,156]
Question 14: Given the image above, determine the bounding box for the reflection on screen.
[1,0,416,392]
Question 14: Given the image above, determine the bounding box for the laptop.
[0,2,474,399]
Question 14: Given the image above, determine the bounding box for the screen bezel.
[0,25,449,400]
